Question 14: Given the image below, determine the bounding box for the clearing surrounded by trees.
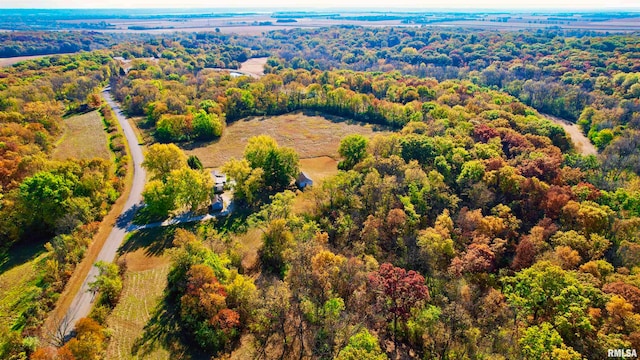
[183,111,387,168]
[52,110,112,161]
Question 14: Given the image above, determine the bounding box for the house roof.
[296,172,312,183]
[210,170,227,184]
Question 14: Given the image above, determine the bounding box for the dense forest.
[1,26,639,359]
[103,27,640,177]
[0,32,147,58]
[111,64,640,360]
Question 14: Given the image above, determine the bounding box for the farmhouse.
[211,170,227,193]
[295,172,313,190]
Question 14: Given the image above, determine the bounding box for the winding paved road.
[59,88,146,337]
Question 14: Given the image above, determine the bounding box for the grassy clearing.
[235,228,263,272]
[105,227,176,360]
[182,111,387,168]
[299,156,339,185]
[52,110,111,161]
[0,236,49,344]
[239,57,267,77]
[106,265,171,360]
[0,254,45,334]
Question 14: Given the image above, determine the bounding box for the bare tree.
[44,314,74,347]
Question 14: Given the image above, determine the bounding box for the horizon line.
[1,7,640,11]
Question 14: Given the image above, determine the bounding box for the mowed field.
[299,156,339,185]
[183,111,387,169]
[239,57,267,77]
[0,253,45,335]
[105,265,171,360]
[52,110,112,161]
[105,228,175,360]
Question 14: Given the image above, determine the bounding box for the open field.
[4,11,639,34]
[239,57,267,77]
[105,227,175,360]
[0,54,55,67]
[182,111,387,168]
[299,156,339,185]
[106,265,171,360]
[0,253,45,334]
[52,110,111,161]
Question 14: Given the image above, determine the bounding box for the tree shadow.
[131,292,210,360]
[297,109,389,130]
[116,203,144,229]
[118,225,178,258]
[0,237,48,275]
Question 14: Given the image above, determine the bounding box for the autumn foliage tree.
[180,264,240,352]
[368,263,430,343]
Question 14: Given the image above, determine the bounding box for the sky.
[2,0,640,9]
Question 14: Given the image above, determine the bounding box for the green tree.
[336,329,388,360]
[260,219,295,277]
[89,261,123,307]
[503,261,603,346]
[142,180,177,218]
[192,109,224,140]
[338,134,369,170]
[519,323,581,360]
[168,168,213,212]
[222,158,265,205]
[142,143,188,181]
[243,135,299,190]
[19,171,76,229]
[187,155,203,170]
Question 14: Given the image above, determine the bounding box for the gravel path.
[542,113,597,156]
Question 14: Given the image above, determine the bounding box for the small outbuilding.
[211,170,227,194]
[295,172,313,190]
[211,194,224,212]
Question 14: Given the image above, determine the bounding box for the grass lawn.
[106,265,171,360]
[181,111,387,168]
[0,237,49,343]
[105,227,175,360]
[52,110,111,161]
[0,254,45,334]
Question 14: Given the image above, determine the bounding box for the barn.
[295,172,313,190]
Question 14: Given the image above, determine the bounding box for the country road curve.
[542,113,598,156]
[59,88,146,337]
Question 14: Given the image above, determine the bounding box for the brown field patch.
[240,57,267,77]
[182,111,387,168]
[120,248,171,272]
[52,110,111,161]
[299,156,339,185]
[0,54,56,67]
[235,228,263,272]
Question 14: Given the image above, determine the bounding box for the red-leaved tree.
[368,263,430,344]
